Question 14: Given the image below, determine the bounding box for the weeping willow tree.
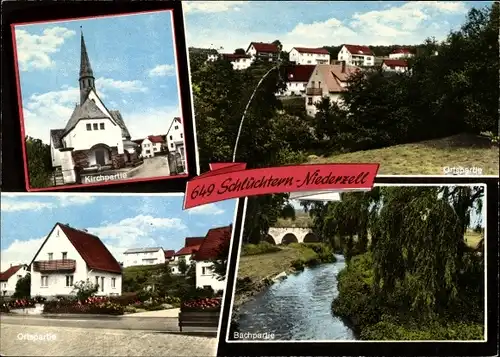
[301,188,381,258]
[371,186,484,317]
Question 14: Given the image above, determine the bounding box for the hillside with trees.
[189,3,498,245]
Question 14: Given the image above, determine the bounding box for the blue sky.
[13,10,182,144]
[183,1,491,52]
[0,194,237,271]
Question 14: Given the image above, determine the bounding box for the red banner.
[183,163,379,209]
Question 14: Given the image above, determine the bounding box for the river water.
[235,254,357,341]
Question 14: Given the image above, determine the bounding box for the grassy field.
[237,244,317,282]
[307,134,499,175]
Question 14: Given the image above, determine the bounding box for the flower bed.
[6,298,37,309]
[181,297,222,312]
[43,298,123,315]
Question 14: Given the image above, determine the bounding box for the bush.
[1,302,10,313]
[136,290,152,302]
[242,242,281,256]
[109,292,138,306]
[7,298,37,309]
[72,280,98,302]
[144,304,165,311]
[181,297,221,312]
[291,259,305,271]
[43,300,123,315]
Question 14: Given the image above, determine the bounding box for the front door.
[95,150,106,166]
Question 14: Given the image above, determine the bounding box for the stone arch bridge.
[265,227,319,245]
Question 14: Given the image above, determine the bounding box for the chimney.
[10,264,12,268]
[341,60,346,73]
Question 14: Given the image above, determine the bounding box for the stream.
[235,254,357,341]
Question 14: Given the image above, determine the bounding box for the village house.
[388,48,414,59]
[246,42,280,62]
[170,237,204,275]
[164,249,175,263]
[193,225,231,292]
[164,117,185,166]
[381,59,409,73]
[278,64,316,97]
[49,31,138,185]
[140,135,164,158]
[337,44,375,67]
[0,264,29,296]
[122,247,166,268]
[29,223,122,298]
[305,62,359,117]
[289,47,331,65]
[224,53,253,70]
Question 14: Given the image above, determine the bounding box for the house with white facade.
[122,247,166,268]
[193,225,232,292]
[29,223,122,298]
[49,30,138,185]
[170,237,204,275]
[278,65,316,97]
[289,47,330,65]
[337,44,375,67]
[389,48,414,59]
[246,42,280,62]
[165,117,186,172]
[381,59,409,73]
[305,62,359,117]
[140,135,164,158]
[0,264,29,296]
[223,53,253,70]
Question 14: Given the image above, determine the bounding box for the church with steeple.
[49,29,138,184]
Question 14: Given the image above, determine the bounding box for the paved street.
[129,156,170,179]
[1,323,217,356]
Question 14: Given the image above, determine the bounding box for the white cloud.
[185,1,470,51]
[1,199,54,212]
[57,195,95,207]
[1,195,95,212]
[187,203,225,215]
[183,1,247,13]
[1,237,45,271]
[148,64,176,77]
[96,77,147,93]
[22,78,151,144]
[15,26,76,71]
[88,214,187,252]
[126,106,180,140]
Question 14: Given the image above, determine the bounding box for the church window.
[86,124,92,131]
[93,123,98,130]
[100,123,105,130]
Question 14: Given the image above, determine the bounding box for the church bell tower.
[79,27,96,105]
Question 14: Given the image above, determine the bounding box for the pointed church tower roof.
[79,28,94,79]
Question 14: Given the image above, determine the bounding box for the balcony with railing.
[33,259,76,273]
[306,88,323,96]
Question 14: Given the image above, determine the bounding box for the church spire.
[79,27,95,105]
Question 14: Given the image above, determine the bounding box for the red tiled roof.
[344,44,374,56]
[164,250,175,259]
[185,237,204,247]
[247,42,279,53]
[148,135,164,143]
[0,265,24,282]
[223,53,251,60]
[285,65,316,83]
[175,245,200,256]
[57,224,122,274]
[382,59,408,68]
[194,225,232,261]
[293,47,330,55]
[174,117,182,124]
[391,48,412,54]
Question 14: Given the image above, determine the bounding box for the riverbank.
[233,243,335,310]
